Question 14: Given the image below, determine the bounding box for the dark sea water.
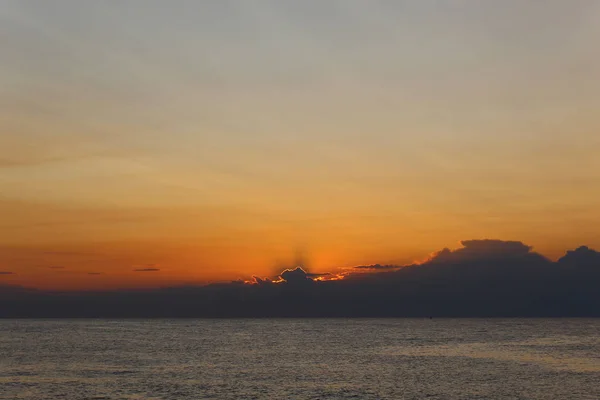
[1,319,598,400]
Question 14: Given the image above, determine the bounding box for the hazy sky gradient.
[1,1,600,289]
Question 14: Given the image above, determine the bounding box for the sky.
[1,1,600,290]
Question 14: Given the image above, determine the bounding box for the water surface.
[1,319,598,399]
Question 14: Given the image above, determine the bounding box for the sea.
[1,319,598,399]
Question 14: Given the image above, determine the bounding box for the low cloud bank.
[1,240,599,317]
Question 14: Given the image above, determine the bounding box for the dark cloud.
[87,272,103,275]
[250,276,271,285]
[1,239,599,318]
[428,240,533,264]
[48,266,65,269]
[0,284,33,297]
[306,272,332,278]
[354,264,402,270]
[250,267,328,285]
[133,268,160,272]
[0,271,14,275]
[280,267,310,282]
[558,246,600,268]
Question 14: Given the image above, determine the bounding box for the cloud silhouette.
[354,264,402,270]
[87,272,103,275]
[0,271,14,275]
[1,239,599,318]
[133,268,160,272]
[306,272,332,278]
[48,266,65,269]
[276,267,315,288]
[249,276,272,285]
[427,240,534,264]
[280,267,309,281]
[558,246,600,268]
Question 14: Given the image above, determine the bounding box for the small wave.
[111,370,137,376]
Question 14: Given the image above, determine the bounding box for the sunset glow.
[1,1,600,290]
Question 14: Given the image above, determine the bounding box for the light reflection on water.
[1,319,598,399]
[382,341,600,373]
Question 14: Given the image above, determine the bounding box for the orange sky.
[1,1,600,290]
